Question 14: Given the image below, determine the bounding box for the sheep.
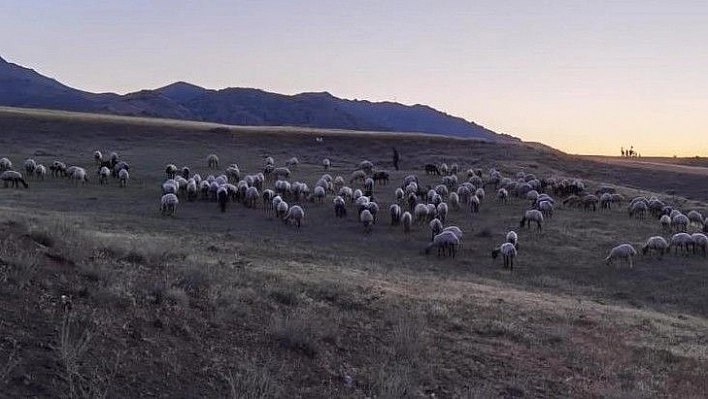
[313,186,326,202]
[372,171,390,185]
[322,158,331,170]
[225,164,241,182]
[437,202,448,223]
[364,177,375,197]
[660,214,672,232]
[334,196,347,218]
[34,165,46,180]
[350,170,367,185]
[670,233,694,255]
[424,164,441,175]
[286,157,299,168]
[475,187,485,201]
[109,152,119,165]
[442,226,463,240]
[687,210,704,227]
[264,156,275,166]
[98,166,110,185]
[429,218,443,240]
[520,209,544,232]
[449,192,460,210]
[506,231,518,248]
[641,236,669,258]
[187,179,198,201]
[671,214,689,232]
[24,159,37,176]
[389,204,402,225]
[276,200,289,219]
[119,169,129,187]
[0,158,13,171]
[364,201,379,223]
[245,186,259,208]
[360,209,374,233]
[402,211,413,236]
[469,195,480,213]
[628,201,648,219]
[359,160,374,174]
[604,244,637,267]
[69,167,89,184]
[160,193,179,216]
[272,167,291,180]
[492,242,517,269]
[413,203,428,224]
[691,233,708,256]
[1,171,28,188]
[50,161,67,177]
[283,205,305,228]
[537,200,554,218]
[426,203,437,222]
[497,188,509,204]
[207,154,219,169]
[165,164,178,179]
[425,231,460,258]
[93,150,103,164]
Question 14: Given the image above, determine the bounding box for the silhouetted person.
[621,147,625,157]
[392,147,400,170]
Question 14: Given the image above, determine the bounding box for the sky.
[1,1,707,156]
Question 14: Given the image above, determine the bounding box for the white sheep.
[469,195,480,213]
[660,214,671,232]
[245,186,259,208]
[402,211,413,236]
[313,186,326,202]
[537,200,554,218]
[506,231,518,248]
[207,154,219,169]
[687,210,704,227]
[99,166,110,185]
[604,244,637,268]
[641,236,669,258]
[520,209,544,232]
[334,196,347,218]
[93,150,103,164]
[670,233,694,255]
[414,203,428,224]
[70,167,89,184]
[276,199,289,219]
[1,170,28,188]
[436,202,448,223]
[497,188,509,204]
[492,242,517,269]
[360,209,374,233]
[449,192,460,210]
[442,226,463,240]
[322,158,331,170]
[425,231,460,258]
[671,214,689,232]
[691,233,708,256]
[34,164,46,180]
[119,169,129,187]
[160,193,179,216]
[390,204,402,225]
[0,157,13,171]
[24,159,37,176]
[286,157,299,168]
[429,218,443,240]
[283,205,305,228]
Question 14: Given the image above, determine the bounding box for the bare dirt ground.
[0,107,706,397]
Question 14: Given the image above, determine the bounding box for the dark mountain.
[0,56,516,141]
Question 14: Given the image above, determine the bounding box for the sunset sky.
[2,1,707,156]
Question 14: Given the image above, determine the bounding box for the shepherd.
[392,147,400,171]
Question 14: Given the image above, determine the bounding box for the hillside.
[0,56,513,141]
[0,108,706,397]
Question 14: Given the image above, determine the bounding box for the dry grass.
[0,108,706,397]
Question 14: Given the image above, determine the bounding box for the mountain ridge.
[0,56,517,141]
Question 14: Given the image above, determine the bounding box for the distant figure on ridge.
[392,147,400,170]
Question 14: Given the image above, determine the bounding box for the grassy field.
[0,107,706,397]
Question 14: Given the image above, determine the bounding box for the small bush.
[271,312,318,358]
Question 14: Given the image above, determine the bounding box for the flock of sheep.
[2,148,707,270]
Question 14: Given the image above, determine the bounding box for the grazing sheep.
[671,214,689,232]
[537,200,554,218]
[414,203,428,224]
[69,167,89,184]
[642,236,669,258]
[283,205,305,228]
[691,233,708,256]
[1,170,28,188]
[312,186,326,202]
[322,158,331,170]
[225,164,241,182]
[264,156,275,166]
[660,214,672,232]
[360,209,374,233]
[520,209,544,232]
[118,169,129,187]
[449,192,460,210]
[272,167,291,180]
[497,188,509,204]
[165,164,178,179]
[276,200,289,219]
[187,179,198,201]
[402,211,413,236]
[160,193,179,216]
[442,226,463,240]
[492,242,517,269]
[437,202,448,223]
[286,157,299,168]
[350,170,367,185]
[390,204,402,225]
[245,186,259,208]
[670,233,695,255]
[372,171,390,185]
[628,201,648,219]
[604,244,637,267]
[217,186,228,212]
[469,195,480,213]
[34,164,46,180]
[687,210,704,227]
[93,150,103,164]
[425,231,460,258]
[99,166,110,185]
[359,160,374,174]
[207,154,219,169]
[334,196,347,218]
[429,218,443,240]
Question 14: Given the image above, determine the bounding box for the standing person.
[392,147,400,171]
